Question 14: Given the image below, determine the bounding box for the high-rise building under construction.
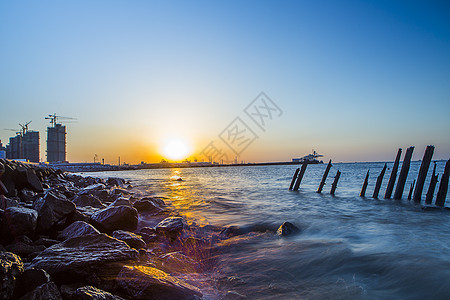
[5,122,40,162]
[47,123,66,162]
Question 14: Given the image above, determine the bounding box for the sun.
[162,139,190,161]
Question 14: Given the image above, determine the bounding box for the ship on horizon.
[292,150,324,164]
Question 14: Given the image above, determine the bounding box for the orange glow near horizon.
[161,138,191,161]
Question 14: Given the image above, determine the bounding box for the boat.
[292,150,324,164]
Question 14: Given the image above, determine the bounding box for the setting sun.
[162,139,190,161]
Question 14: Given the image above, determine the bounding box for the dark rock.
[19,189,36,203]
[74,285,125,300]
[141,197,165,207]
[90,206,138,233]
[3,207,38,239]
[223,291,248,299]
[78,184,106,196]
[116,265,202,300]
[0,251,24,300]
[30,234,138,281]
[75,207,98,218]
[19,281,62,300]
[159,252,197,273]
[72,194,104,208]
[0,195,18,210]
[107,177,125,188]
[17,268,51,297]
[111,188,132,196]
[5,242,46,259]
[2,164,17,197]
[91,190,111,202]
[276,222,300,237]
[133,199,163,213]
[58,221,100,240]
[108,198,131,207]
[32,237,60,248]
[155,217,185,239]
[112,230,146,249]
[60,283,84,300]
[33,191,76,233]
[14,168,44,193]
[0,181,8,196]
[219,226,245,238]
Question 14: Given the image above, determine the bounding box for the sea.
[84,160,450,299]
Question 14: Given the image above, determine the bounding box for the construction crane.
[18,121,32,135]
[45,114,77,127]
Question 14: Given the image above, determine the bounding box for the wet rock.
[112,230,146,250]
[32,237,60,248]
[219,226,245,238]
[108,198,131,207]
[116,265,202,300]
[90,190,111,202]
[58,221,100,240]
[107,177,125,188]
[133,199,163,213]
[74,285,125,300]
[142,197,165,207]
[30,234,138,281]
[159,252,197,273]
[0,251,24,300]
[14,168,44,193]
[3,207,38,239]
[91,206,138,233]
[0,181,8,196]
[19,189,36,204]
[155,217,185,239]
[5,242,46,259]
[16,268,51,297]
[78,184,106,196]
[1,164,17,197]
[276,222,300,237]
[111,188,132,196]
[72,194,104,208]
[19,281,62,300]
[33,191,76,233]
[0,195,18,210]
[60,283,84,299]
[223,291,248,299]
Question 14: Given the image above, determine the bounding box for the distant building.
[5,131,40,162]
[47,124,66,162]
[0,140,6,159]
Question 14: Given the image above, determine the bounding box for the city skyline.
[1,1,449,164]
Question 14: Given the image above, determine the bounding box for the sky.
[0,0,449,164]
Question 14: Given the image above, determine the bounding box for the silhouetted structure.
[317,160,332,193]
[360,170,369,197]
[47,124,66,162]
[5,126,40,162]
[373,164,387,198]
[393,146,414,200]
[385,148,402,199]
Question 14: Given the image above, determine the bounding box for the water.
[85,161,450,299]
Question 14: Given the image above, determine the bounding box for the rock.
[58,221,100,241]
[107,177,125,188]
[111,188,131,196]
[19,189,36,203]
[5,242,46,259]
[0,251,24,300]
[30,234,138,281]
[108,198,131,207]
[112,230,146,250]
[72,194,104,208]
[0,181,8,197]
[33,191,76,233]
[59,283,84,299]
[276,222,300,237]
[19,281,62,300]
[159,252,197,273]
[155,217,185,239]
[90,190,111,202]
[0,195,18,210]
[3,207,38,239]
[78,184,106,196]
[32,237,60,248]
[16,268,51,297]
[74,285,125,300]
[14,168,44,193]
[1,164,17,197]
[90,206,138,233]
[116,265,202,300]
[223,291,248,299]
[133,199,163,213]
[141,197,165,207]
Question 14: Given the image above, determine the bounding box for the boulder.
[159,252,197,273]
[19,281,62,300]
[116,265,202,300]
[111,188,132,196]
[133,199,163,213]
[58,221,100,241]
[2,164,17,197]
[155,217,185,239]
[19,189,36,203]
[112,231,146,249]
[5,242,46,259]
[72,194,104,208]
[276,222,300,237]
[141,197,165,207]
[90,206,138,233]
[74,285,125,300]
[16,268,51,297]
[30,234,138,281]
[107,177,125,188]
[14,168,44,193]
[108,198,131,207]
[90,190,111,202]
[0,181,8,196]
[3,207,38,239]
[0,251,24,300]
[78,184,106,196]
[33,191,76,233]
[0,195,18,210]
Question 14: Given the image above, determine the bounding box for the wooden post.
[436,159,450,207]
[317,160,332,193]
[412,145,435,203]
[293,163,308,191]
[385,148,402,199]
[330,170,341,195]
[360,170,369,197]
[407,179,415,200]
[393,146,414,200]
[425,162,438,205]
[289,168,300,190]
[373,163,387,198]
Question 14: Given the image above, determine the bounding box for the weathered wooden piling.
[317,160,332,193]
[435,159,450,207]
[330,170,341,195]
[289,168,300,190]
[407,179,415,200]
[385,148,402,199]
[373,163,387,198]
[393,146,414,200]
[412,145,435,203]
[360,170,369,197]
[293,163,308,191]
[425,163,438,205]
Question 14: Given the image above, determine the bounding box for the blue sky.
[0,0,449,163]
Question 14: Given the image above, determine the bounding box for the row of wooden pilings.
[289,145,450,207]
